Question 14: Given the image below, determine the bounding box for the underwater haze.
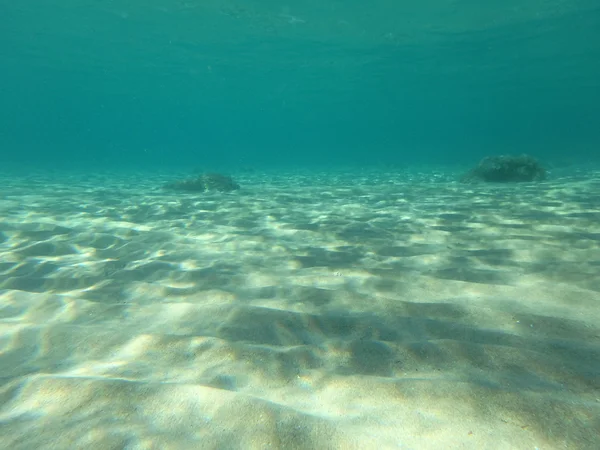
[2,0,599,169]
[2,2,600,449]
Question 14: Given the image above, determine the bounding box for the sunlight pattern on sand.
[1,168,599,449]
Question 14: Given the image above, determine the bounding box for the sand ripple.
[1,169,599,449]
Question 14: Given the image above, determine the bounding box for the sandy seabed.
[0,167,599,449]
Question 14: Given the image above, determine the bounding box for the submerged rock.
[164,173,240,192]
[461,154,546,183]
[201,173,240,192]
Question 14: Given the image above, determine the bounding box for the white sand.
[0,167,599,449]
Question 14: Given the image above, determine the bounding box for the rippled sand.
[1,167,599,449]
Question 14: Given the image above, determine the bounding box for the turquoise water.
[1,5,600,447]
[2,1,599,169]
